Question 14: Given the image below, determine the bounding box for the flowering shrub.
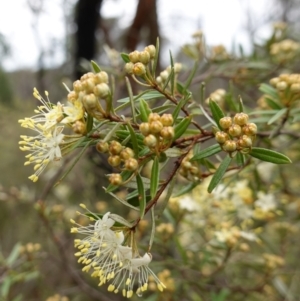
[13,23,300,300]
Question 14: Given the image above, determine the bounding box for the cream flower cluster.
[70,207,165,298]
[18,87,85,182]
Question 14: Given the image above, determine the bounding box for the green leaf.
[106,190,140,211]
[126,122,139,156]
[259,83,279,100]
[151,37,160,77]
[191,144,222,161]
[103,122,121,143]
[209,99,225,129]
[173,116,192,140]
[149,207,155,250]
[150,157,159,199]
[265,97,283,110]
[109,213,133,227]
[139,98,152,122]
[120,53,130,63]
[136,174,146,219]
[169,51,175,95]
[91,60,101,72]
[267,108,287,125]
[86,114,93,133]
[183,61,198,91]
[172,92,192,121]
[249,147,291,164]
[208,156,232,193]
[1,277,11,298]
[156,176,176,217]
[238,96,244,112]
[236,152,245,166]
[7,243,21,267]
[117,90,163,103]
[173,181,199,197]
[125,77,136,123]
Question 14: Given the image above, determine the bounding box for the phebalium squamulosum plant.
[17,22,300,300]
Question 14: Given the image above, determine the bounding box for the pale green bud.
[133,62,146,76]
[233,113,249,126]
[94,83,110,98]
[144,45,156,59]
[219,117,232,129]
[129,50,140,63]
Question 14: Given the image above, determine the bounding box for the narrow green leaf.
[117,90,163,103]
[207,156,232,193]
[267,108,287,125]
[149,207,155,250]
[1,278,10,298]
[191,144,222,161]
[238,96,244,112]
[172,92,192,120]
[109,213,134,227]
[91,60,101,72]
[173,116,192,140]
[156,176,176,217]
[173,181,199,197]
[86,114,93,133]
[7,243,21,267]
[236,152,245,166]
[150,157,159,199]
[139,98,152,122]
[169,50,175,95]
[151,37,160,77]
[136,174,146,219]
[259,83,279,100]
[265,97,283,110]
[209,99,225,129]
[103,122,121,143]
[106,190,140,212]
[120,53,130,63]
[126,122,139,156]
[184,61,198,91]
[249,147,291,164]
[125,77,136,123]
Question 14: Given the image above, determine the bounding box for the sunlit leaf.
[191,144,222,161]
[173,116,192,140]
[120,53,130,63]
[150,157,159,199]
[267,108,287,125]
[209,99,225,129]
[91,60,101,72]
[249,147,291,164]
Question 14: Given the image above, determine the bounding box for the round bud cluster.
[125,45,156,76]
[270,39,300,63]
[106,141,138,185]
[68,71,110,120]
[140,113,175,151]
[156,63,182,86]
[269,73,300,105]
[179,151,200,181]
[215,113,257,156]
[210,45,230,62]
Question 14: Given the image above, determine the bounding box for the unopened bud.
[233,113,249,126]
[243,123,257,136]
[73,80,83,93]
[72,120,86,135]
[67,91,78,103]
[94,71,109,84]
[291,83,300,93]
[133,62,146,76]
[148,113,161,123]
[109,141,123,155]
[160,70,169,81]
[144,45,156,59]
[140,122,151,136]
[94,83,110,98]
[124,158,138,171]
[83,79,95,93]
[109,173,122,185]
[160,114,173,126]
[276,81,288,91]
[237,135,252,149]
[144,134,157,148]
[108,155,121,167]
[222,140,237,152]
[138,50,150,65]
[160,126,174,139]
[150,120,163,134]
[120,147,135,160]
[215,131,229,144]
[270,77,280,87]
[219,117,232,129]
[129,50,140,63]
[228,124,242,137]
[125,62,134,74]
[96,140,109,153]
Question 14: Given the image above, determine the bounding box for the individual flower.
[254,192,277,212]
[19,125,64,182]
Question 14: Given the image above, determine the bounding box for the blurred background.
[0,0,300,300]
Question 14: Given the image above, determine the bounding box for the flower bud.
[144,134,157,148]
[94,71,109,84]
[190,166,199,175]
[182,161,192,170]
[222,140,237,152]
[138,50,150,65]
[129,50,140,63]
[144,45,156,59]
[148,113,161,123]
[233,113,249,126]
[228,124,242,137]
[125,62,134,74]
[124,158,139,171]
[160,114,174,126]
[82,94,98,111]
[83,78,95,93]
[150,120,163,134]
[96,140,109,153]
[133,62,146,76]
[219,117,232,129]
[269,77,280,87]
[67,91,78,103]
[237,135,252,149]
[243,123,257,136]
[120,147,135,160]
[109,173,122,185]
[109,141,123,155]
[139,122,151,136]
[94,83,110,98]
[160,126,174,139]
[73,80,83,93]
[72,120,86,135]
[108,155,121,167]
[174,63,182,73]
[215,131,229,144]
[160,70,169,81]
[276,81,288,91]
[291,83,300,93]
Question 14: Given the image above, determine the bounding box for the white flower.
[19,125,64,182]
[255,192,276,212]
[178,196,200,212]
